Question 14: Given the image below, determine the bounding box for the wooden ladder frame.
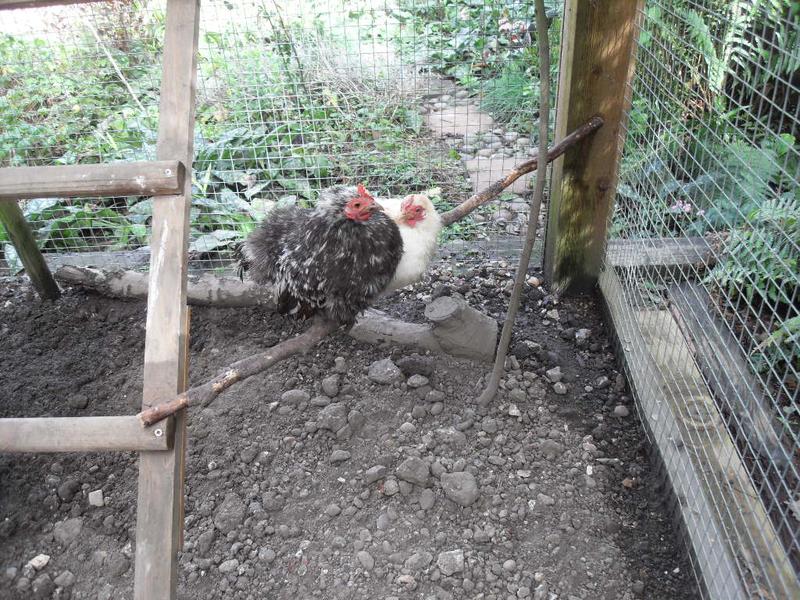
[0,0,200,597]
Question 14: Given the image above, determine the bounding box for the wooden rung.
[0,0,105,10]
[0,161,185,201]
[0,416,173,453]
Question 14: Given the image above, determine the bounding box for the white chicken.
[377,193,442,293]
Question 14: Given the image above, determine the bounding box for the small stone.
[333,356,347,373]
[553,382,567,395]
[632,580,645,595]
[406,374,430,388]
[595,375,611,389]
[324,503,341,517]
[4,567,17,580]
[508,403,522,418]
[430,402,444,415]
[440,472,479,507]
[53,570,75,588]
[546,309,560,321]
[88,490,104,507]
[540,439,564,459]
[68,394,89,409]
[396,457,430,487]
[395,354,435,377]
[31,573,54,598]
[575,328,591,343]
[404,551,434,571]
[481,417,499,434]
[57,479,80,502]
[214,493,246,534]
[321,375,339,397]
[426,390,446,403]
[434,427,467,447]
[399,422,416,434]
[383,479,400,496]
[365,465,387,483]
[53,518,83,545]
[545,367,562,383]
[419,488,436,510]
[317,403,348,432]
[330,450,351,464]
[258,547,276,563]
[15,577,30,592]
[196,529,215,556]
[437,549,464,576]
[281,389,310,404]
[356,550,374,570]
[537,492,556,507]
[218,558,239,573]
[310,395,331,407]
[411,405,427,419]
[368,358,403,385]
[614,373,627,392]
[613,405,630,418]
[503,559,517,572]
[27,554,50,571]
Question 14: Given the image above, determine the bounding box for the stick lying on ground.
[136,116,605,427]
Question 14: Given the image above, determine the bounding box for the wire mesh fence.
[1,0,558,274]
[606,1,799,598]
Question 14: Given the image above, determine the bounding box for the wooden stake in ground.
[0,201,60,300]
[477,0,551,407]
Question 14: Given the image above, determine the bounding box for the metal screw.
[164,169,172,176]
[154,428,164,437]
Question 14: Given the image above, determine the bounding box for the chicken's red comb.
[356,183,374,200]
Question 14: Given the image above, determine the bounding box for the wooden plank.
[133,0,199,597]
[606,236,715,269]
[0,201,60,299]
[668,283,786,467]
[600,267,800,599]
[544,0,644,293]
[0,161,184,201]
[0,0,104,10]
[0,416,172,453]
[599,266,746,600]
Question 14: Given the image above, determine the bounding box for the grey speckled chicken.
[236,184,403,326]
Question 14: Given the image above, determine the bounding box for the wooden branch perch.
[135,116,604,427]
[439,115,604,227]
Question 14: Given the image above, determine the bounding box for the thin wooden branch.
[137,315,339,426]
[439,115,603,227]
[477,0,551,407]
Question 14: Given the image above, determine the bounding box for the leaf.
[189,229,241,254]
[22,198,61,218]
[244,180,271,199]
[3,243,22,274]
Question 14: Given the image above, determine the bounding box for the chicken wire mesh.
[605,1,800,599]
[1,0,557,275]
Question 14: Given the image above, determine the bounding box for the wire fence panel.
[1,0,559,274]
[607,1,799,598]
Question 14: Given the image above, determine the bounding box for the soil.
[0,259,697,600]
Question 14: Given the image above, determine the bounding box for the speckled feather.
[238,186,403,325]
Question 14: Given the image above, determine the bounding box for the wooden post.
[543,0,643,293]
[0,201,60,299]
[133,0,199,597]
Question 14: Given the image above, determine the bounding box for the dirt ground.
[0,258,697,600]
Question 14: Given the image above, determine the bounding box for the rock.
[404,551,434,570]
[368,358,403,385]
[310,395,330,407]
[545,309,560,321]
[68,394,89,409]
[31,573,54,598]
[613,405,630,418]
[365,465,387,483]
[282,389,309,405]
[213,493,246,534]
[356,550,374,570]
[424,296,498,363]
[595,375,611,389]
[330,449,351,463]
[88,490,104,507]
[406,374,430,388]
[545,367,562,383]
[333,356,347,373]
[57,479,81,502]
[53,570,75,588]
[324,504,341,517]
[614,373,627,392]
[440,472,479,507]
[537,493,556,507]
[396,457,430,487]
[632,580,645,595]
[430,402,444,415]
[396,354,435,377]
[317,403,348,432]
[106,553,130,577]
[503,131,520,143]
[399,422,416,434]
[196,529,215,556]
[426,390,446,403]
[540,440,564,460]
[411,405,427,419]
[239,446,258,464]
[258,547,276,563]
[503,559,517,572]
[383,479,400,496]
[321,375,339,397]
[27,554,50,571]
[508,403,522,418]
[15,577,30,592]
[434,427,467,447]
[53,518,83,545]
[218,559,239,574]
[481,417,499,434]
[262,492,285,512]
[553,382,567,395]
[575,328,591,344]
[419,488,436,510]
[437,549,464,576]
[509,388,526,403]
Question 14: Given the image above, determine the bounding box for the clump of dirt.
[0,260,696,600]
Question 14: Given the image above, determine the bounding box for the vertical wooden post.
[133,0,199,597]
[543,0,643,294]
[0,201,60,299]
